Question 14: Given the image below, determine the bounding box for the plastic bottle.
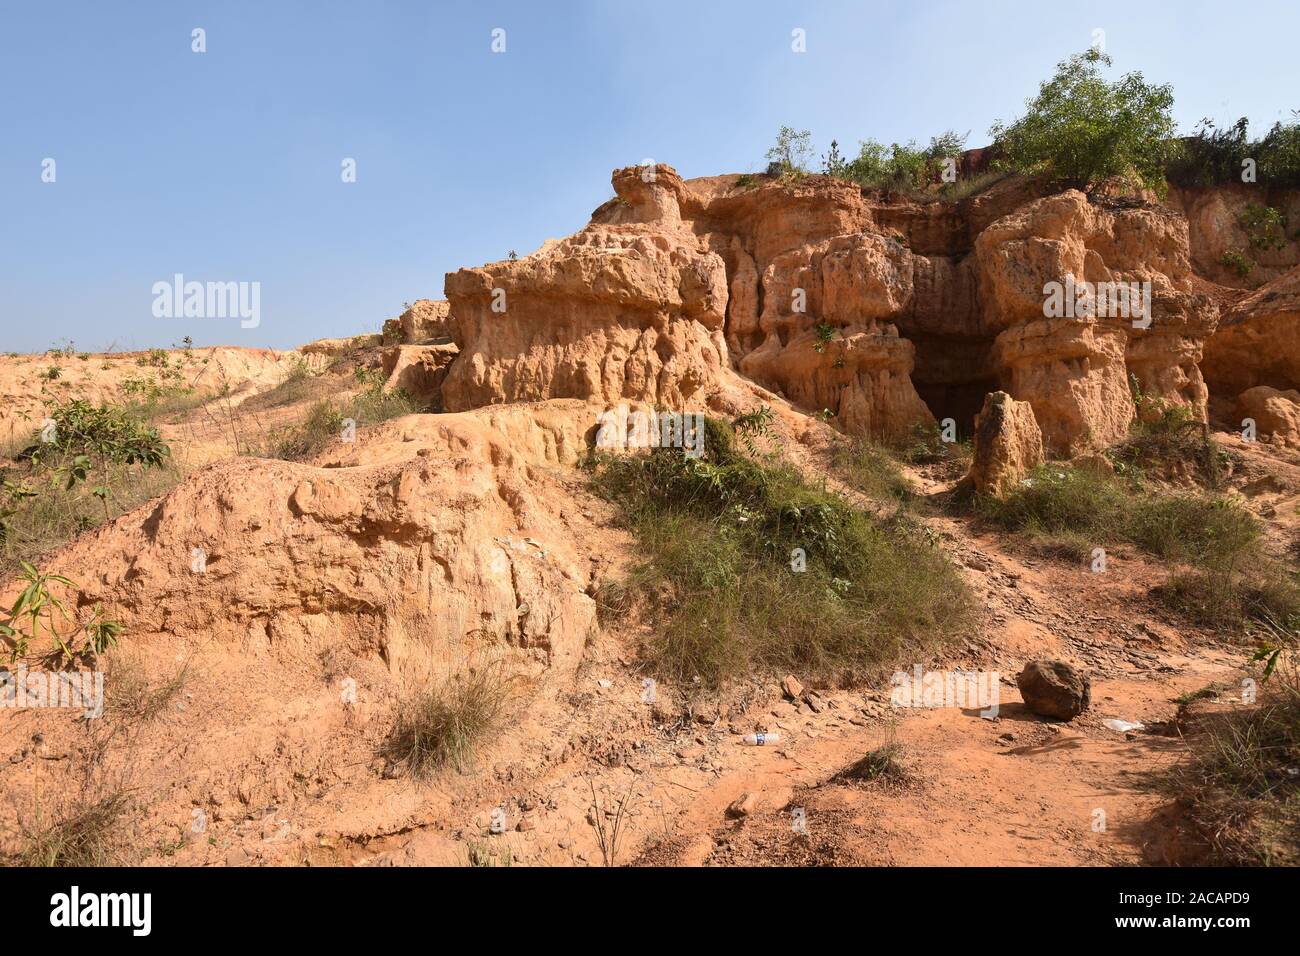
[741,732,780,746]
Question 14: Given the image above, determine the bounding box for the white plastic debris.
[1102,718,1144,733]
[742,732,781,746]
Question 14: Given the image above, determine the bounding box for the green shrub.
[979,463,1291,631]
[264,371,422,461]
[1166,115,1300,189]
[765,126,814,176]
[989,49,1177,194]
[24,399,168,470]
[0,562,123,663]
[981,464,1259,566]
[589,419,972,687]
[1166,117,1252,187]
[1110,394,1229,486]
[840,131,967,193]
[1238,203,1289,251]
[1220,249,1256,278]
[1257,116,1300,186]
[1,401,177,576]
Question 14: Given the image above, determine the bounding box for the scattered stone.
[781,674,804,700]
[1016,659,1091,720]
[726,792,757,819]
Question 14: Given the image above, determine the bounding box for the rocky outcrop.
[381,342,459,408]
[17,403,606,686]
[729,233,933,436]
[974,190,1218,452]
[1203,265,1300,395]
[442,166,730,413]
[382,299,458,346]
[968,392,1043,497]
[400,299,457,344]
[438,167,1227,451]
[1125,290,1217,423]
[992,318,1132,456]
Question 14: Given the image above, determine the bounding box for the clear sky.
[2,0,1297,353]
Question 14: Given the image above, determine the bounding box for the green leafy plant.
[1220,249,1256,278]
[0,475,38,544]
[765,126,814,176]
[820,139,848,177]
[0,563,116,663]
[1166,117,1250,187]
[0,562,74,660]
[813,322,835,353]
[1238,203,1289,251]
[989,48,1177,195]
[732,405,778,457]
[135,347,169,368]
[839,131,967,193]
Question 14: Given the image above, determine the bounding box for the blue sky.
[2,0,1297,353]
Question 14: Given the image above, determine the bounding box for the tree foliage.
[989,49,1177,194]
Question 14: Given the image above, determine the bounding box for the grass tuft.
[588,418,972,688]
[1165,664,1300,865]
[13,790,133,867]
[383,666,507,778]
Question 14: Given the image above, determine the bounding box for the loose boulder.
[381,342,459,408]
[1016,659,1091,720]
[968,391,1043,497]
[1236,385,1300,447]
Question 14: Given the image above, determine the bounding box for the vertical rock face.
[992,319,1133,456]
[442,166,730,412]
[974,190,1218,452]
[730,232,933,436]
[1125,290,1217,423]
[1168,185,1300,289]
[381,342,459,407]
[1203,265,1300,395]
[968,391,1044,497]
[439,166,1226,451]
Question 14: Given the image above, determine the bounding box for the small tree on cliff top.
[989,49,1177,195]
[766,126,813,175]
